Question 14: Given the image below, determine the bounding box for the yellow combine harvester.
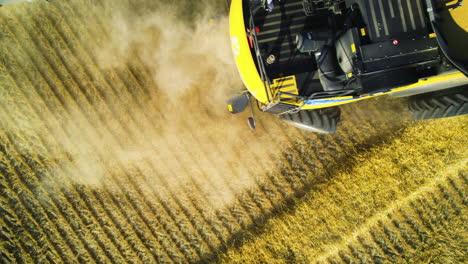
[228,0,468,133]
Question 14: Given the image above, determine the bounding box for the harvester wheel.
[408,86,468,120]
[280,107,341,134]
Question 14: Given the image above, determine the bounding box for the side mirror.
[227,94,249,114]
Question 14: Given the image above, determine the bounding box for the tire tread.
[408,87,468,120]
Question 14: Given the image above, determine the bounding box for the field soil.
[0,1,466,264]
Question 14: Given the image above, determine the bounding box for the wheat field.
[0,1,466,264]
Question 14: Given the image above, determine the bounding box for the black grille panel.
[347,0,428,42]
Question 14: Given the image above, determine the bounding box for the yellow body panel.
[229,0,467,110]
[229,0,269,103]
[270,75,299,101]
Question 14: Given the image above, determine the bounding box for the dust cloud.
[52,0,284,208]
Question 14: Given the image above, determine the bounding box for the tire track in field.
[318,170,467,264]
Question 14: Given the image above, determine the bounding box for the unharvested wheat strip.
[448,173,467,202]
[48,180,129,263]
[27,8,225,258]
[32,155,140,263]
[427,193,456,229]
[17,10,142,141]
[461,172,468,186]
[51,1,154,109]
[0,141,89,263]
[390,213,421,250]
[0,59,127,264]
[0,39,155,264]
[181,118,258,225]
[101,174,201,263]
[274,121,326,182]
[271,122,316,184]
[322,184,350,211]
[158,133,240,239]
[344,101,386,142]
[0,96,82,264]
[240,126,293,205]
[290,129,330,175]
[376,220,411,257]
[0,242,17,264]
[414,198,446,230]
[6,9,191,262]
[185,114,266,215]
[313,159,468,264]
[0,43,165,264]
[216,130,279,213]
[336,248,359,264]
[368,227,401,263]
[0,131,111,263]
[57,1,274,239]
[355,234,387,263]
[154,113,255,234]
[0,199,39,264]
[0,39,154,264]
[434,184,462,214]
[134,158,232,248]
[246,119,296,199]
[256,120,303,187]
[128,67,249,238]
[396,207,431,244]
[346,244,369,263]
[41,1,171,147]
[0,170,76,264]
[324,255,341,264]
[107,43,270,241]
[408,201,436,233]
[447,177,467,202]
[32,5,151,140]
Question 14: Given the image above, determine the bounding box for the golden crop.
[0,1,466,264]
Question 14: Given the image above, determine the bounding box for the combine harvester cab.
[227,0,468,133]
